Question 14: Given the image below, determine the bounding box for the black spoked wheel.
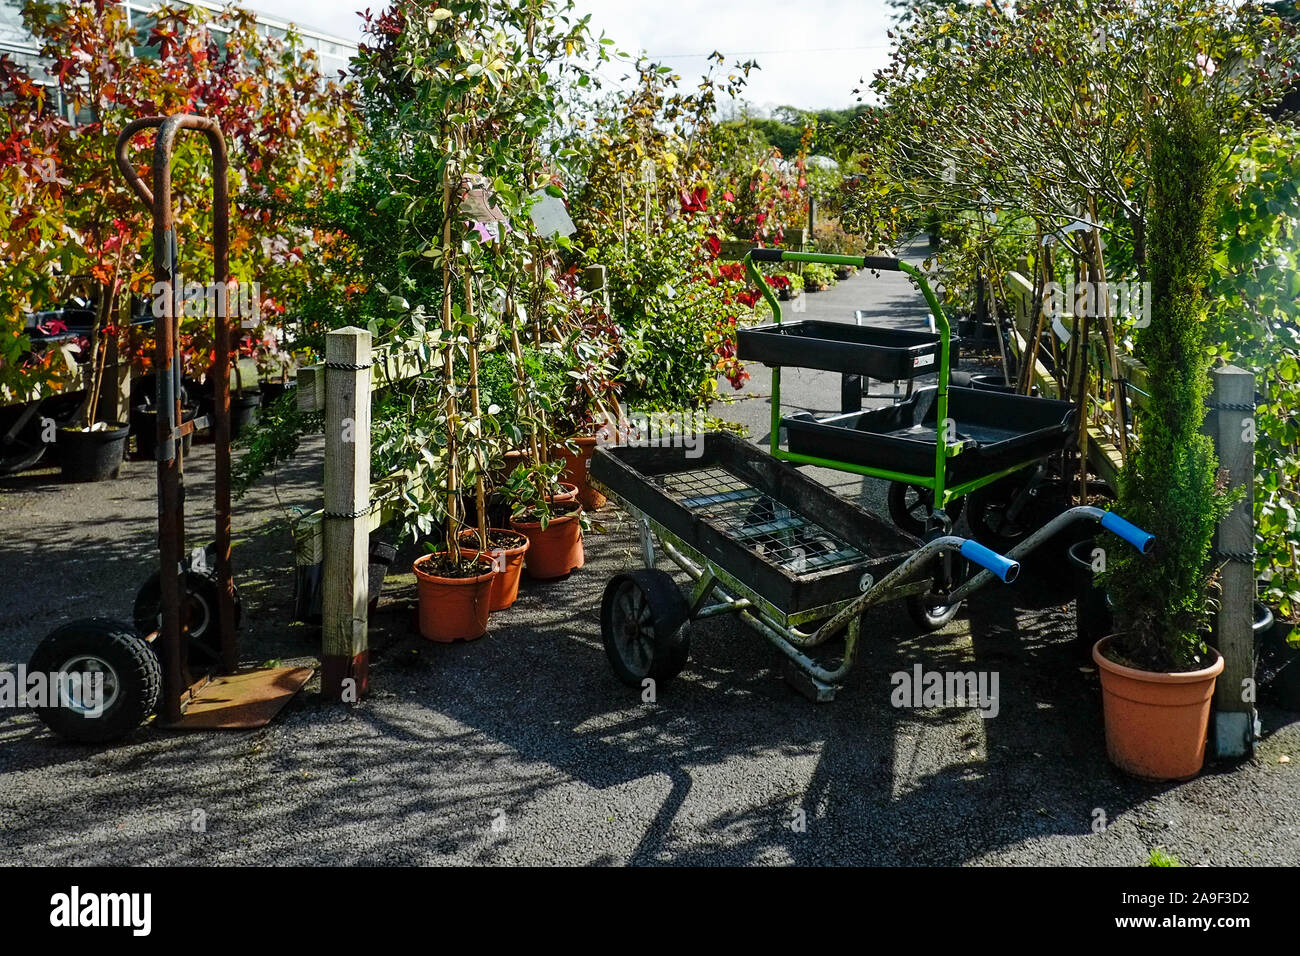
[132,565,241,671]
[966,473,1041,552]
[887,482,964,537]
[601,569,690,688]
[27,618,161,743]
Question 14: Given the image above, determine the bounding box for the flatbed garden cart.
[736,248,1079,546]
[588,249,1155,700]
[591,432,1154,700]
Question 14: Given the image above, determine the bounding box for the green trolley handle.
[743,248,955,525]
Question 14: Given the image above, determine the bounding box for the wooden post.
[1210,364,1258,756]
[321,326,372,703]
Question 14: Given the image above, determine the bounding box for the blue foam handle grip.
[960,539,1020,583]
[1100,511,1154,554]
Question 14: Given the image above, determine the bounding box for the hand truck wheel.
[965,471,1045,552]
[132,564,242,671]
[27,618,162,743]
[601,569,690,688]
[887,481,964,538]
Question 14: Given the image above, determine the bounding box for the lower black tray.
[784,386,1076,486]
[737,320,957,381]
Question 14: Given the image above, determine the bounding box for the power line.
[642,44,890,59]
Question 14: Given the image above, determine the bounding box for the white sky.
[249,0,896,111]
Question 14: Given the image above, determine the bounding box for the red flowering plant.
[571,54,758,409]
[0,1,357,417]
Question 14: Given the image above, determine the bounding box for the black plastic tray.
[737,320,957,381]
[591,433,923,617]
[784,386,1076,486]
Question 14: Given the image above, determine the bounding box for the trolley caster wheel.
[27,618,162,743]
[601,569,690,688]
[906,594,962,632]
[966,474,1039,552]
[132,565,242,671]
[887,482,964,538]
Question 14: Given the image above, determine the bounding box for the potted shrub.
[506,461,585,580]
[1097,90,1236,781]
[802,262,836,293]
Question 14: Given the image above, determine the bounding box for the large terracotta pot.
[510,505,584,580]
[412,552,496,642]
[554,436,606,510]
[460,529,530,611]
[1093,635,1224,781]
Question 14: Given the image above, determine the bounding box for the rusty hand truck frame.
[27,115,243,742]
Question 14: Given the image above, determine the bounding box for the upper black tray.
[737,320,957,381]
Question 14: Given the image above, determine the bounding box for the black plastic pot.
[230,391,262,439]
[367,539,398,613]
[970,373,1040,397]
[1258,608,1300,711]
[57,423,130,482]
[294,536,399,625]
[130,405,196,460]
[260,380,296,406]
[1067,538,1111,655]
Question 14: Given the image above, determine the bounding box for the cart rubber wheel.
[966,474,1037,552]
[601,569,690,688]
[887,482,964,538]
[132,565,241,671]
[27,618,161,743]
[906,593,962,631]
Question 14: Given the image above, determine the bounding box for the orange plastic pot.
[554,436,606,510]
[412,552,497,642]
[1093,635,1225,781]
[460,529,530,611]
[510,506,584,580]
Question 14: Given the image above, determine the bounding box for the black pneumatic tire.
[887,482,964,538]
[905,593,963,631]
[601,569,691,688]
[27,618,161,743]
[133,564,242,671]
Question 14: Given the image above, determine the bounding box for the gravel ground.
[1,240,1296,866]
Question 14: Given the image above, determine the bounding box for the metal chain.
[324,361,373,371]
[323,502,376,520]
[1212,548,1257,565]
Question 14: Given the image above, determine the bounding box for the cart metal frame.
[618,490,1152,700]
[742,249,1057,530]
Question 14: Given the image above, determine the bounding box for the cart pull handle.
[745,248,903,273]
[1099,511,1155,554]
[959,539,1020,583]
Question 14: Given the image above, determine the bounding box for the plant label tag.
[529,191,576,239]
[913,353,935,368]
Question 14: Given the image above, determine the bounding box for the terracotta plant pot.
[460,529,530,611]
[1092,635,1225,781]
[554,436,606,510]
[510,504,584,580]
[412,551,497,643]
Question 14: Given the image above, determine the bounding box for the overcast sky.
[249,0,897,111]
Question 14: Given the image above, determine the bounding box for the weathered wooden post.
[321,326,372,703]
[1209,364,1257,756]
